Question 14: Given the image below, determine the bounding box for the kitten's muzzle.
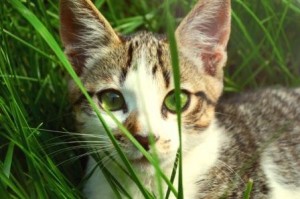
[114,133,159,152]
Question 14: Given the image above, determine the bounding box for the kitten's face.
[72,33,220,166]
[60,0,230,168]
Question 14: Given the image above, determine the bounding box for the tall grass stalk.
[164,0,184,198]
[8,0,156,198]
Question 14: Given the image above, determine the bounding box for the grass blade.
[9,1,152,198]
[164,0,183,198]
[3,142,14,179]
[243,179,254,199]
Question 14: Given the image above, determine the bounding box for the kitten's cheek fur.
[75,111,121,144]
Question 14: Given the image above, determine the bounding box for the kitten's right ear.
[59,0,120,74]
[175,0,231,79]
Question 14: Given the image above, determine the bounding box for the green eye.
[98,89,126,111]
[164,90,190,113]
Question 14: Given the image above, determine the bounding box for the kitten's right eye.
[97,89,126,111]
[163,90,190,113]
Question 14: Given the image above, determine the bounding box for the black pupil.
[110,93,120,103]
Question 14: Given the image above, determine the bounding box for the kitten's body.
[84,88,300,199]
[212,88,300,198]
[59,0,300,198]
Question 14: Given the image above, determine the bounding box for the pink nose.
[133,135,158,151]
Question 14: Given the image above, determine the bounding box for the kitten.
[59,0,300,198]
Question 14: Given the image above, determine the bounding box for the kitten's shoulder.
[218,87,300,105]
[216,86,300,145]
[212,87,300,198]
[216,87,300,122]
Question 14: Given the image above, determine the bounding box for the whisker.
[97,152,118,168]
[48,144,113,157]
[42,133,111,145]
[45,140,111,148]
[24,127,77,134]
[56,149,108,166]
[25,127,110,139]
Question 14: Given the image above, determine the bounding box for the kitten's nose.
[133,135,158,151]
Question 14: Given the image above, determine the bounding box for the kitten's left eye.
[97,89,126,111]
[163,90,190,113]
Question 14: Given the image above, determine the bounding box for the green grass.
[1,0,300,198]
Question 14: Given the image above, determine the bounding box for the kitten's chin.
[126,156,154,173]
[130,156,150,166]
[128,151,152,166]
[128,152,175,172]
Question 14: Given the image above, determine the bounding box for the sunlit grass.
[1,0,300,198]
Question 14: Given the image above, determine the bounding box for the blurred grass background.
[1,0,300,198]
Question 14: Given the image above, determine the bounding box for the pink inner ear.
[60,1,88,75]
[175,0,231,77]
[201,52,223,76]
[60,2,78,47]
[176,0,231,49]
[204,7,231,48]
[59,0,121,75]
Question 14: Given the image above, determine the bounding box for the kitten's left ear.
[176,0,231,78]
[59,0,120,74]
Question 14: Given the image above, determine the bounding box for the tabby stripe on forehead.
[157,45,164,67]
[157,45,170,88]
[152,64,158,75]
[119,68,127,84]
[195,91,216,106]
[126,43,134,69]
[119,43,134,84]
[162,70,170,88]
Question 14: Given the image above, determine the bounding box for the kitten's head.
[60,0,230,169]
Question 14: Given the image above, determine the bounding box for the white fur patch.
[121,49,179,162]
[262,154,300,199]
[160,120,224,199]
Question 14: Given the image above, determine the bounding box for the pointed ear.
[176,0,231,78]
[59,0,120,74]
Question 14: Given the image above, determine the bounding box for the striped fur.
[59,0,300,198]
